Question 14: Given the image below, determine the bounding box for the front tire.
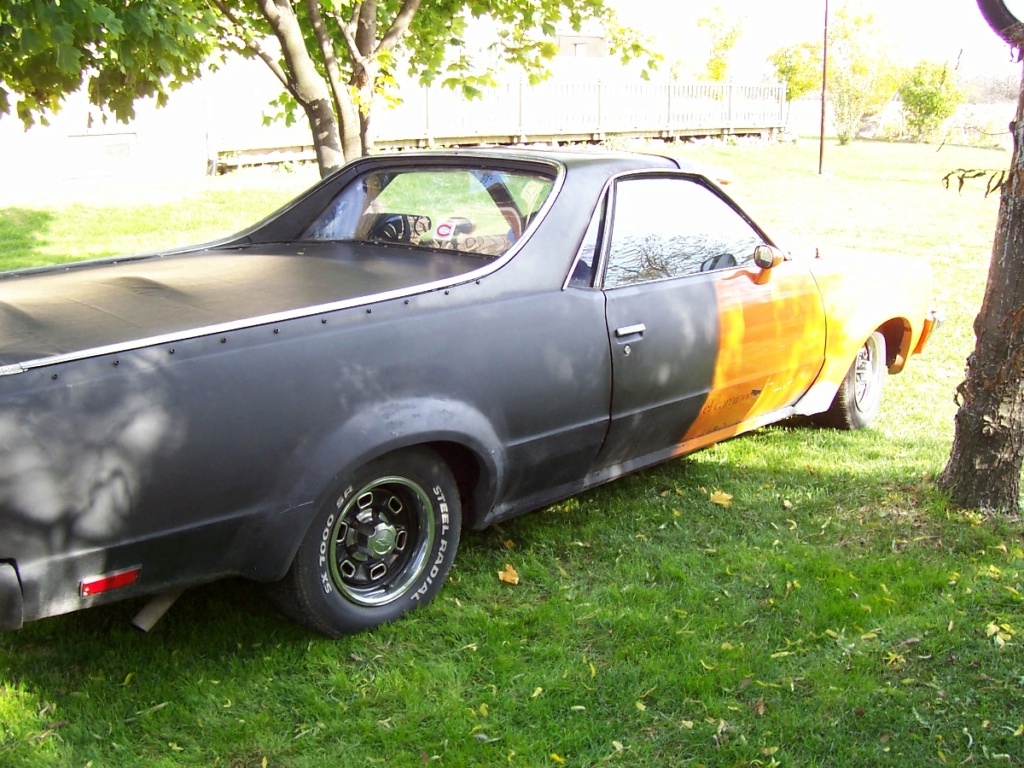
[271,448,461,637]
[817,331,886,430]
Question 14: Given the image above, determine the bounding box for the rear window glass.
[302,166,555,258]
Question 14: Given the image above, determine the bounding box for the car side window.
[603,176,765,289]
[568,201,605,288]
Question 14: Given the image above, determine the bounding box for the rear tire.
[816,331,886,430]
[270,448,461,637]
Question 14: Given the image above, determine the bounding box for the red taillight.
[80,567,141,597]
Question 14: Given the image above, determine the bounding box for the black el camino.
[0,148,938,636]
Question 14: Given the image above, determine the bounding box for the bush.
[898,61,965,141]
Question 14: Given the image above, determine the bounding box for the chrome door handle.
[615,323,647,338]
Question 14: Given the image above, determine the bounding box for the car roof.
[374,146,686,174]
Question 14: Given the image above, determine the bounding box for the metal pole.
[819,0,829,174]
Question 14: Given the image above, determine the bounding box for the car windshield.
[301,166,555,258]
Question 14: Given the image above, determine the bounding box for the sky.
[609,0,1022,80]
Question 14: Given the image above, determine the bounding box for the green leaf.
[55,43,83,74]
[18,27,41,56]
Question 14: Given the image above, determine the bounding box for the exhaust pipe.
[131,588,185,632]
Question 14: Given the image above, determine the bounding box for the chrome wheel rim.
[328,475,436,607]
[853,335,883,413]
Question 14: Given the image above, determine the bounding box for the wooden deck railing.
[215,81,786,171]
[372,80,786,146]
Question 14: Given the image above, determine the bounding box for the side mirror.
[753,244,784,270]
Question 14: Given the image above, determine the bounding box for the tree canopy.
[897,61,964,140]
[768,42,821,103]
[0,0,218,126]
[1,0,657,176]
[696,5,742,83]
[827,7,899,145]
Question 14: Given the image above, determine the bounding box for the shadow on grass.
[0,208,55,272]
[0,423,972,766]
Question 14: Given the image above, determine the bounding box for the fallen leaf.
[985,621,1014,645]
[503,539,515,550]
[571,705,586,711]
[612,741,624,751]
[498,564,520,585]
[752,697,766,717]
[681,720,694,729]
[635,701,647,711]
[551,754,565,764]
[710,490,733,507]
[531,687,544,699]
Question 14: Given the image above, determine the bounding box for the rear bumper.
[0,562,24,631]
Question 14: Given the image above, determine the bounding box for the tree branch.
[329,5,371,72]
[211,0,299,101]
[305,0,347,118]
[377,0,422,55]
[355,1,377,57]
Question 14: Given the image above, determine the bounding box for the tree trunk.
[302,96,346,174]
[258,0,345,176]
[353,0,378,157]
[938,65,1024,513]
[337,94,363,163]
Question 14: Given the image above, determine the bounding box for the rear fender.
[258,398,505,576]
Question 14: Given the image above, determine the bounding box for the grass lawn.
[2,140,1023,768]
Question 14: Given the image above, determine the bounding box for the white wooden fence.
[374,81,786,146]
[218,81,786,169]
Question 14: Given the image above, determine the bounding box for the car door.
[594,173,827,468]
